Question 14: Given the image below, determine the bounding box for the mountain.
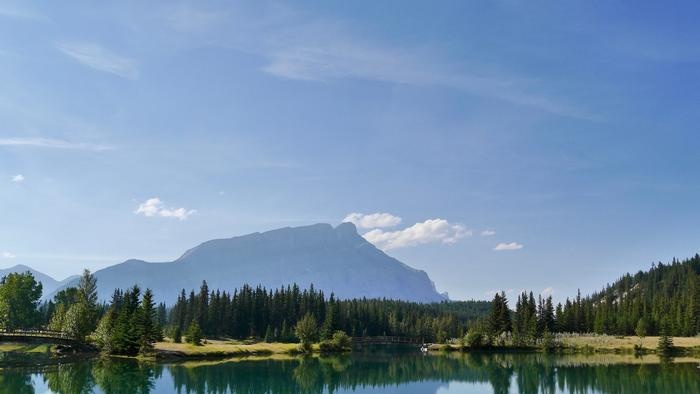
[55,223,446,304]
[0,264,78,296]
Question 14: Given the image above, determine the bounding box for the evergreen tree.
[136,288,158,354]
[658,317,674,355]
[186,321,203,345]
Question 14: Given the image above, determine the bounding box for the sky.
[1,1,699,302]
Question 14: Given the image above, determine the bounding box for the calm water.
[2,351,700,394]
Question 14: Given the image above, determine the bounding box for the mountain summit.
[56,223,446,304]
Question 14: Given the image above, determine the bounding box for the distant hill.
[0,264,78,296]
[54,223,447,304]
[556,254,700,336]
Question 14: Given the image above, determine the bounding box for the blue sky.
[1,1,699,301]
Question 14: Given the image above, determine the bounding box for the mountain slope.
[57,223,446,304]
[556,254,700,336]
[0,264,77,296]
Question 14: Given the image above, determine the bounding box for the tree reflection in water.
[2,352,700,394]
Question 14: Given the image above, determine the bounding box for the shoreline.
[3,335,700,364]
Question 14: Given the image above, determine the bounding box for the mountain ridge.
[50,223,446,304]
[0,264,78,296]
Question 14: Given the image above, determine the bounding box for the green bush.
[541,330,556,352]
[320,330,352,352]
[466,329,484,348]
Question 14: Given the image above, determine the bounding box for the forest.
[0,254,698,355]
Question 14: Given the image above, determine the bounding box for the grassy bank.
[429,335,700,356]
[154,340,315,360]
[0,343,53,353]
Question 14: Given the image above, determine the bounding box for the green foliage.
[136,289,160,354]
[551,255,700,337]
[488,292,511,337]
[635,317,647,346]
[62,302,91,340]
[47,270,99,342]
[319,330,352,352]
[295,313,318,350]
[91,286,160,356]
[465,328,485,348]
[658,317,674,355]
[172,326,182,343]
[166,283,490,343]
[0,271,42,330]
[541,329,556,352]
[186,321,203,346]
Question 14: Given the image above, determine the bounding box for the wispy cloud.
[162,4,225,33]
[56,42,139,79]
[494,242,524,251]
[0,3,44,21]
[480,229,496,236]
[1,251,15,259]
[11,174,24,183]
[363,218,471,251]
[134,197,196,220]
[0,137,112,151]
[343,212,402,229]
[255,21,586,118]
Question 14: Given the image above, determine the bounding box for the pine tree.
[186,321,203,346]
[136,289,158,354]
[658,317,674,355]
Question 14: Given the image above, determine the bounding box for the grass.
[558,335,700,352]
[154,339,313,359]
[0,343,53,353]
[428,335,700,357]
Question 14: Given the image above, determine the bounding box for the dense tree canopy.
[167,282,490,342]
[0,271,42,330]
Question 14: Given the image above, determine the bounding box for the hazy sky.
[1,1,699,301]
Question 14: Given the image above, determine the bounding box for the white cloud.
[0,137,112,151]
[56,42,139,79]
[542,287,554,297]
[363,218,471,250]
[480,229,496,236]
[134,197,196,220]
[494,242,524,251]
[1,251,15,259]
[11,174,24,182]
[343,212,402,229]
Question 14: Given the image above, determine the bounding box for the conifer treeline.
[167,282,491,342]
[569,254,700,336]
[485,254,700,339]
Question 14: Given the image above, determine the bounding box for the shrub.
[319,330,352,352]
[295,313,318,352]
[466,329,484,348]
[541,329,556,352]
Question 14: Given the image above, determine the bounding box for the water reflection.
[3,352,700,394]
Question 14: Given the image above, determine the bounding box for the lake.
[2,351,700,393]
